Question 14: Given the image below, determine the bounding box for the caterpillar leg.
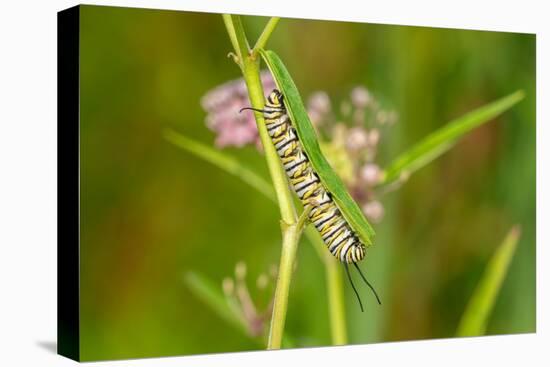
[295,196,325,232]
[296,203,314,231]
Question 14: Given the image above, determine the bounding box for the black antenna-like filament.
[353,262,382,305]
[344,263,364,312]
[239,107,266,113]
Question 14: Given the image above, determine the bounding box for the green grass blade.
[381,90,525,184]
[164,128,329,257]
[456,226,522,337]
[260,49,375,246]
[164,129,276,202]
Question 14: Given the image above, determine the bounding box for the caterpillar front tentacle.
[258,89,366,265]
[241,88,380,311]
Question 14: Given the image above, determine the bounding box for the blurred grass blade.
[456,226,521,337]
[164,129,275,202]
[183,271,248,334]
[381,90,525,184]
[164,128,335,261]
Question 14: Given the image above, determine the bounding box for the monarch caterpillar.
[241,89,381,311]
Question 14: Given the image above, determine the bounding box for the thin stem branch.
[230,15,251,62]
[222,15,243,66]
[229,16,296,224]
[267,224,300,349]
[223,14,299,350]
[242,62,296,222]
[253,17,281,56]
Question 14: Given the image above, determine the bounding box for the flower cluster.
[201,71,276,148]
[305,86,397,223]
[222,261,277,337]
[201,78,397,223]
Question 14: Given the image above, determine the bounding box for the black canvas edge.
[57,4,81,362]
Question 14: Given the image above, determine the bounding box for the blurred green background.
[78,5,535,361]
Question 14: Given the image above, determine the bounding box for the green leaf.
[381,90,525,184]
[456,226,521,337]
[260,49,375,246]
[164,129,276,202]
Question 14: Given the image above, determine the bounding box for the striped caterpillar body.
[241,89,381,310]
[263,90,366,264]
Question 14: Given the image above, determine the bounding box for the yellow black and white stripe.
[263,89,366,264]
[241,89,381,310]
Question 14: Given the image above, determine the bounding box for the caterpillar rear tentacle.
[241,88,381,310]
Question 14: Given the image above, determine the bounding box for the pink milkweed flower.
[309,85,397,225]
[359,163,382,186]
[346,126,370,152]
[350,86,372,109]
[362,200,385,223]
[201,71,276,148]
[202,78,397,225]
[307,91,332,126]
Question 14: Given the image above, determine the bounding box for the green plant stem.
[169,130,350,346]
[222,15,249,67]
[242,61,296,222]
[268,223,300,349]
[222,15,242,62]
[305,226,347,345]
[253,17,280,56]
[223,15,300,350]
[325,256,347,345]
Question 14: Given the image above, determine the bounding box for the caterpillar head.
[347,242,366,263]
[267,89,284,106]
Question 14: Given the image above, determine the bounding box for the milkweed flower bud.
[222,277,235,296]
[350,86,371,109]
[308,91,331,114]
[346,126,369,151]
[362,200,385,223]
[367,128,380,147]
[256,274,269,290]
[235,261,247,280]
[307,91,331,125]
[359,163,382,186]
